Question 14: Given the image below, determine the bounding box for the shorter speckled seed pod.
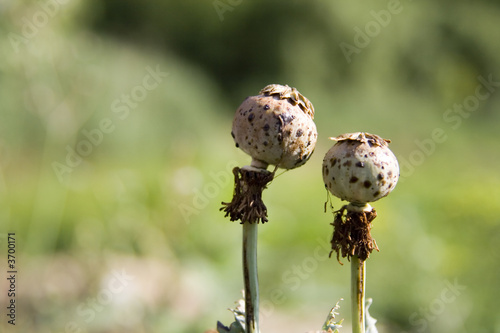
[231,84,317,169]
[322,132,399,204]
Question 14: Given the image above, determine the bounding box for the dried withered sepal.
[220,167,274,224]
[329,205,379,264]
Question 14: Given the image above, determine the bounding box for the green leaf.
[321,298,344,333]
[365,298,378,333]
[217,297,245,333]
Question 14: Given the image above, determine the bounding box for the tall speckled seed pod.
[231,84,317,169]
[219,84,317,333]
[222,84,317,224]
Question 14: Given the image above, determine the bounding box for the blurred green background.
[1,0,499,332]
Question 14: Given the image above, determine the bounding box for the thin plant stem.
[351,255,365,333]
[243,222,260,333]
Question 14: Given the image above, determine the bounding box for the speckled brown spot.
[264,104,270,110]
[330,158,337,167]
[373,190,380,197]
[248,113,254,122]
[388,170,393,177]
[377,173,384,180]
[356,161,365,168]
[231,131,235,139]
[296,129,304,137]
[324,165,329,176]
[350,176,358,183]
[263,141,268,146]
[363,180,372,188]
[235,143,239,148]
[279,113,295,126]
[263,123,270,131]
[343,160,352,167]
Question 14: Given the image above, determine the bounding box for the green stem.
[351,255,365,333]
[243,222,260,333]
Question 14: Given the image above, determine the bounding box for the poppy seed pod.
[322,132,399,204]
[231,84,317,170]
[222,84,317,225]
[220,85,318,333]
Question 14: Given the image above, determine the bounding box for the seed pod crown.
[259,84,315,118]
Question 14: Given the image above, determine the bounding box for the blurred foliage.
[0,0,500,332]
